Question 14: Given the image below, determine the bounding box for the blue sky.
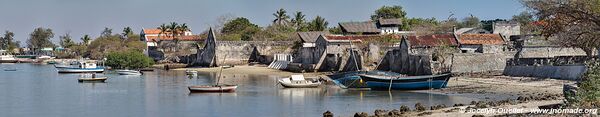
[0,0,525,44]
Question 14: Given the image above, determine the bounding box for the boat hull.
[0,59,18,63]
[116,70,142,75]
[188,85,237,93]
[360,74,451,90]
[57,68,104,73]
[278,79,321,88]
[78,77,108,82]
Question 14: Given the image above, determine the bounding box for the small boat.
[78,77,108,82]
[0,50,18,63]
[278,75,321,88]
[116,69,142,75]
[57,61,104,73]
[189,54,238,93]
[186,69,198,76]
[359,73,452,90]
[4,68,17,71]
[188,85,238,92]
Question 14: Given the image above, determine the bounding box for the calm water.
[0,63,485,117]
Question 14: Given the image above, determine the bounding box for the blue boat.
[359,73,451,90]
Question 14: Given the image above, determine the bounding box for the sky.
[0,0,526,45]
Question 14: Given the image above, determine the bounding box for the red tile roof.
[458,34,504,45]
[145,35,203,42]
[143,29,165,35]
[406,34,458,47]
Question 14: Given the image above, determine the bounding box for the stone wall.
[518,46,588,58]
[213,41,294,66]
[376,49,433,76]
[451,53,506,73]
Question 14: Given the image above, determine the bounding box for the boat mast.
[215,53,227,86]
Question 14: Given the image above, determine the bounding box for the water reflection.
[0,64,485,117]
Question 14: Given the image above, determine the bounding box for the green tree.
[59,33,76,48]
[122,27,133,38]
[0,31,16,50]
[105,50,154,69]
[221,17,259,34]
[101,27,112,37]
[461,15,480,28]
[511,11,537,34]
[568,61,600,108]
[307,16,328,31]
[27,27,55,49]
[370,5,407,21]
[80,35,92,46]
[291,11,307,31]
[328,26,343,34]
[157,24,169,42]
[272,8,290,26]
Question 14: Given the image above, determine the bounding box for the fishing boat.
[54,64,72,68]
[359,72,451,90]
[57,61,104,73]
[0,50,18,63]
[278,75,321,88]
[116,69,142,75]
[188,54,238,93]
[78,74,107,82]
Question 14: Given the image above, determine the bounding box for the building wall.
[518,46,588,58]
[493,22,520,39]
[376,49,433,76]
[212,41,294,66]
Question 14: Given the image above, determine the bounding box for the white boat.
[57,61,104,73]
[116,69,142,75]
[0,50,17,63]
[278,75,322,88]
[78,73,107,82]
[188,85,238,92]
[186,69,198,76]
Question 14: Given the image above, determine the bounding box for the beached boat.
[278,75,321,88]
[57,61,104,73]
[359,73,451,90]
[116,69,142,75]
[0,50,18,63]
[188,85,238,92]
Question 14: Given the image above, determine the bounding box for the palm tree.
[309,16,328,31]
[157,24,169,42]
[291,11,306,31]
[80,35,91,46]
[272,8,290,26]
[122,27,133,38]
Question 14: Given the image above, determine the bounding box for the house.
[297,31,330,47]
[401,34,459,55]
[313,35,364,72]
[338,18,412,35]
[493,21,520,39]
[140,28,202,47]
[456,34,505,53]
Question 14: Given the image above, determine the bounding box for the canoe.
[78,77,108,82]
[359,73,451,90]
[188,85,238,93]
[277,75,321,88]
[116,70,142,75]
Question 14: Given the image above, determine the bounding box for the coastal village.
[1,1,600,117]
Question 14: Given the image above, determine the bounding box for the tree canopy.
[105,50,154,69]
[27,27,55,49]
[221,17,259,34]
[0,31,18,51]
[59,33,76,48]
[370,5,407,21]
[307,16,328,31]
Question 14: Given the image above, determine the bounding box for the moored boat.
[359,73,451,90]
[0,50,18,63]
[57,61,104,73]
[188,85,238,92]
[278,75,321,88]
[78,77,108,82]
[116,69,142,75]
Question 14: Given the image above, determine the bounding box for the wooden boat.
[57,61,104,73]
[359,73,451,90]
[116,69,142,75]
[188,85,238,92]
[278,75,321,88]
[188,54,238,93]
[78,77,108,82]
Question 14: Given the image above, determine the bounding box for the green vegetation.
[105,50,154,69]
[0,30,19,52]
[27,27,56,49]
[59,33,76,48]
[370,5,407,21]
[272,8,290,26]
[307,16,328,31]
[567,60,600,108]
